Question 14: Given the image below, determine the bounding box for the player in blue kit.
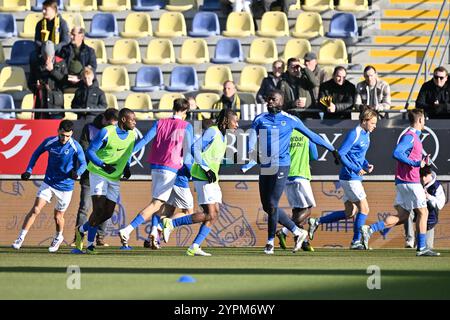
[242,90,340,254]
[12,120,87,252]
[308,109,378,249]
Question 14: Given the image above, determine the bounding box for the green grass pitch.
[1,246,449,300]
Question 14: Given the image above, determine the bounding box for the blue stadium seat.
[86,13,118,38]
[0,94,15,119]
[166,66,198,92]
[132,0,164,11]
[200,0,220,11]
[211,38,243,64]
[131,66,163,92]
[0,14,17,38]
[189,11,220,37]
[6,40,35,65]
[32,0,64,11]
[326,13,358,40]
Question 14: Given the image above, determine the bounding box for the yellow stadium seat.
[98,0,131,11]
[66,0,98,11]
[336,0,368,12]
[201,65,233,92]
[105,93,119,109]
[318,39,348,65]
[19,13,42,38]
[257,12,289,37]
[157,93,184,119]
[109,39,141,65]
[302,0,333,12]
[165,0,197,12]
[124,93,153,120]
[63,93,78,120]
[246,38,278,65]
[84,39,107,64]
[18,93,34,120]
[283,39,312,63]
[143,39,175,64]
[237,65,268,93]
[195,92,220,120]
[292,12,324,38]
[0,66,28,92]
[100,66,130,92]
[61,12,86,30]
[223,12,255,37]
[0,43,4,64]
[154,12,187,38]
[0,0,30,12]
[120,13,152,38]
[177,39,209,64]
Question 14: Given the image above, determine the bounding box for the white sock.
[292,227,302,237]
[267,239,274,246]
[87,241,94,248]
[151,225,158,236]
[56,232,63,239]
[18,229,28,239]
[79,224,88,233]
[282,227,289,236]
[123,225,134,234]
[191,243,199,250]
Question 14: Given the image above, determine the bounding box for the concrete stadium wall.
[1,180,449,249]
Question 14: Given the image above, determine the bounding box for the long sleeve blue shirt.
[338,125,371,181]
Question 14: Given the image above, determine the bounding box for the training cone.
[178,275,196,283]
[70,248,84,254]
[120,245,133,250]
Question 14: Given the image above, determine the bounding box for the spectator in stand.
[303,52,328,101]
[212,81,241,118]
[318,66,356,119]
[71,67,107,122]
[355,65,391,112]
[257,59,285,104]
[416,66,450,119]
[251,0,297,16]
[60,27,97,90]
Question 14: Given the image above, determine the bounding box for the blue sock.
[193,224,211,246]
[130,214,145,229]
[352,213,368,242]
[80,221,90,233]
[87,225,98,243]
[277,208,297,232]
[268,210,279,241]
[173,215,193,227]
[417,233,426,251]
[370,220,385,233]
[318,210,346,224]
[152,214,161,228]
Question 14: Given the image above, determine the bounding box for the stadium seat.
[177,39,209,64]
[0,66,28,92]
[6,40,35,65]
[105,93,119,109]
[0,94,15,119]
[166,66,198,92]
[211,38,243,64]
[291,12,324,38]
[131,66,163,92]
[318,39,348,65]
[283,39,312,63]
[18,93,34,119]
[189,11,220,37]
[246,38,278,65]
[0,14,17,38]
[19,13,42,38]
[326,13,358,41]
[62,12,86,30]
[237,65,268,93]
[109,39,141,65]
[301,0,333,11]
[66,0,97,11]
[195,92,220,120]
[86,13,118,38]
[257,11,289,37]
[132,0,164,11]
[200,0,220,11]
[223,12,255,37]
[84,39,107,64]
[201,65,233,92]
[120,12,152,38]
[289,0,301,10]
[32,0,63,11]
[98,0,131,11]
[165,0,196,12]
[143,39,175,64]
[0,0,31,12]
[154,12,187,38]
[63,94,78,120]
[336,0,368,12]
[124,93,153,120]
[0,43,4,63]
[157,93,184,119]
[100,66,130,92]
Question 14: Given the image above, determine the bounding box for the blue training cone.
[120,245,133,250]
[178,275,196,283]
[70,248,84,254]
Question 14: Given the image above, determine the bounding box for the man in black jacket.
[257,59,285,104]
[71,67,107,122]
[318,66,356,119]
[416,66,450,119]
